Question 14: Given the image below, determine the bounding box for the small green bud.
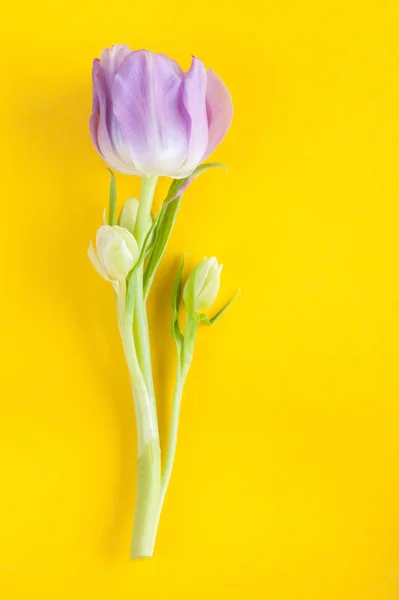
[88,225,139,283]
[183,257,222,314]
[119,197,153,238]
[119,198,139,233]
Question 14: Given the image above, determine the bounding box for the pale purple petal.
[99,44,131,86]
[89,109,100,154]
[90,45,140,174]
[112,50,190,176]
[89,60,101,153]
[202,69,233,160]
[176,57,209,176]
[91,59,140,175]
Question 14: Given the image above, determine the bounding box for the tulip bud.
[119,198,139,233]
[183,257,222,314]
[88,225,139,283]
[119,198,153,238]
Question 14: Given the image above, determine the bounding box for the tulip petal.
[91,59,142,175]
[88,240,111,281]
[203,69,233,160]
[194,258,212,299]
[99,44,132,88]
[89,109,101,153]
[112,50,190,176]
[95,45,132,163]
[176,57,208,177]
[119,197,139,233]
[96,225,136,281]
[196,263,222,311]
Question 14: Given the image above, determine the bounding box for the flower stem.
[131,438,161,558]
[160,313,200,509]
[116,281,161,559]
[159,364,185,509]
[132,176,158,429]
[129,176,160,558]
[134,175,158,246]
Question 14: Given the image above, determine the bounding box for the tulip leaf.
[143,162,227,299]
[164,162,227,205]
[199,289,241,326]
[170,256,186,348]
[188,161,228,183]
[143,196,181,299]
[108,169,117,226]
[171,255,186,314]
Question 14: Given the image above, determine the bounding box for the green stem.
[134,175,158,246]
[116,282,161,559]
[131,438,161,558]
[132,175,158,430]
[159,365,185,510]
[160,313,200,509]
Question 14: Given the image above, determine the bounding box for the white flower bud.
[119,197,153,238]
[183,257,222,314]
[88,225,139,283]
[119,197,139,233]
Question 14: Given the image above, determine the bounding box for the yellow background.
[1,0,399,598]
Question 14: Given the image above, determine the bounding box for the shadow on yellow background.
[1,0,399,598]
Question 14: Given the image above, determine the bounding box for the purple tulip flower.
[89,44,233,178]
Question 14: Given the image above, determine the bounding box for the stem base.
[130,438,161,559]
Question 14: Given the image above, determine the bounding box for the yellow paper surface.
[1,1,399,598]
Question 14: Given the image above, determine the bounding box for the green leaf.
[165,162,227,206]
[171,255,186,313]
[143,162,227,299]
[188,161,227,183]
[170,256,186,348]
[108,169,117,226]
[143,194,182,299]
[200,289,241,326]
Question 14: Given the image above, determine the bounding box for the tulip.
[88,225,139,284]
[89,44,233,178]
[183,257,222,314]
